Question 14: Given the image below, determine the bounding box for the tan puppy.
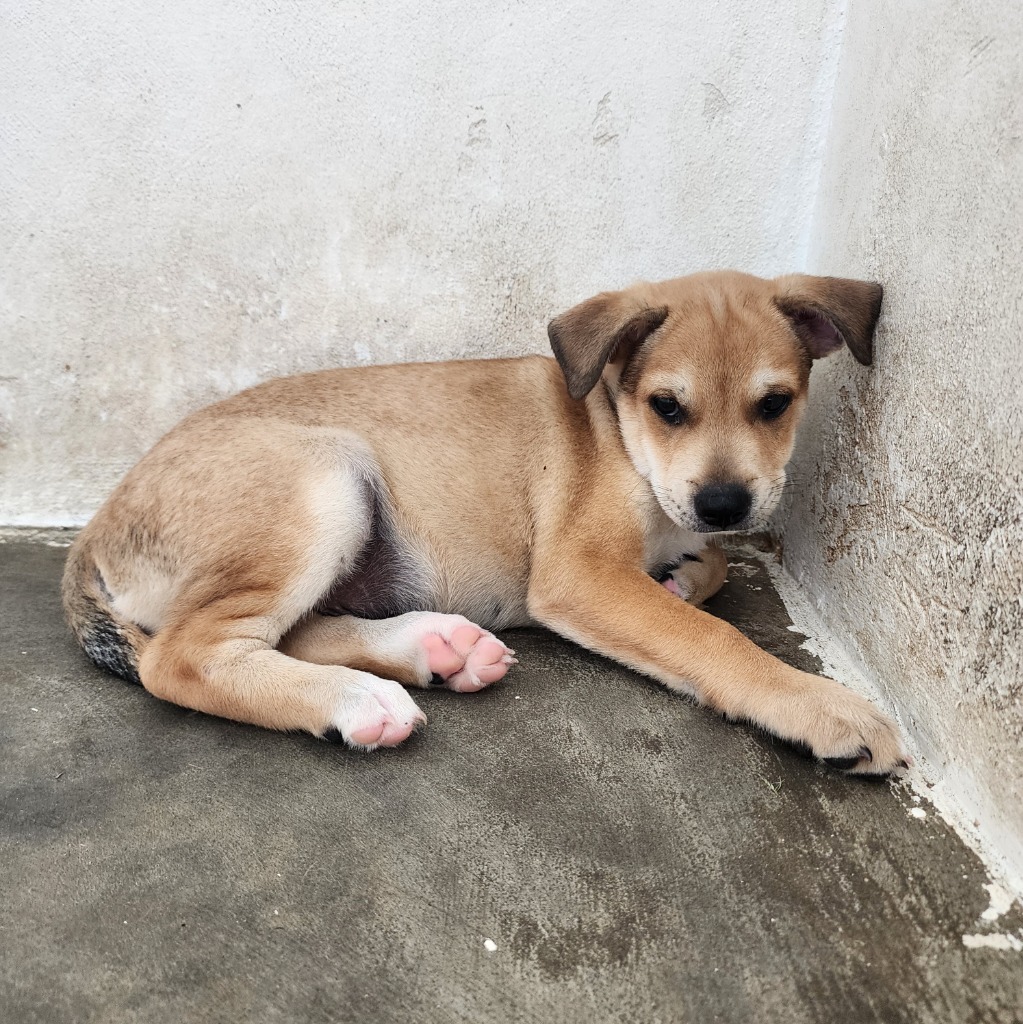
[63,270,906,774]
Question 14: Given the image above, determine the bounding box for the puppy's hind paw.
[421,620,516,693]
[322,675,427,751]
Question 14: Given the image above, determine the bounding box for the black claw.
[897,759,909,770]
[429,674,447,687]
[321,727,345,744]
[858,745,873,763]
[824,755,861,771]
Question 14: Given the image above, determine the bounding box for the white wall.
[783,0,1023,885]
[0,0,838,522]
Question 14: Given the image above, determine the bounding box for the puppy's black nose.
[693,483,753,529]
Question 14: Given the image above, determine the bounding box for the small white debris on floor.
[909,807,927,819]
[483,938,497,952]
[962,932,1023,952]
[980,881,1016,923]
[725,561,758,578]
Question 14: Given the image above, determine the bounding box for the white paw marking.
[327,674,426,750]
[395,613,517,692]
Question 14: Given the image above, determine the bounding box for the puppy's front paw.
[781,674,907,776]
[657,544,728,606]
[322,674,427,751]
[660,572,694,601]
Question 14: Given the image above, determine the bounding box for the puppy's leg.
[142,623,425,749]
[135,436,426,749]
[530,553,905,775]
[658,543,728,605]
[281,612,517,693]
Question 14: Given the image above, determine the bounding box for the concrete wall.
[0,0,838,523]
[783,0,1023,884]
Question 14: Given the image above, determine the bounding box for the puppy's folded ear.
[774,275,883,366]
[548,292,669,400]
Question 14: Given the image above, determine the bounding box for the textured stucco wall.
[783,0,1023,883]
[0,0,838,523]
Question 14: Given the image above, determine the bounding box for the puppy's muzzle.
[693,482,752,530]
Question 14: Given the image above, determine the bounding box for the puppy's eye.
[650,394,684,424]
[758,393,792,420]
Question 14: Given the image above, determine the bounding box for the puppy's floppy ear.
[548,291,669,400]
[774,275,883,366]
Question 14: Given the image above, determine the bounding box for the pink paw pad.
[325,677,427,751]
[347,715,418,749]
[421,622,517,693]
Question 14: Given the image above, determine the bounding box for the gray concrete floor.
[2,535,1022,1024]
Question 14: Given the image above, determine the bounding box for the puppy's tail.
[62,537,149,686]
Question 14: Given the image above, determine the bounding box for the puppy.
[63,270,906,774]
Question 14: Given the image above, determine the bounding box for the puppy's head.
[548,270,882,533]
